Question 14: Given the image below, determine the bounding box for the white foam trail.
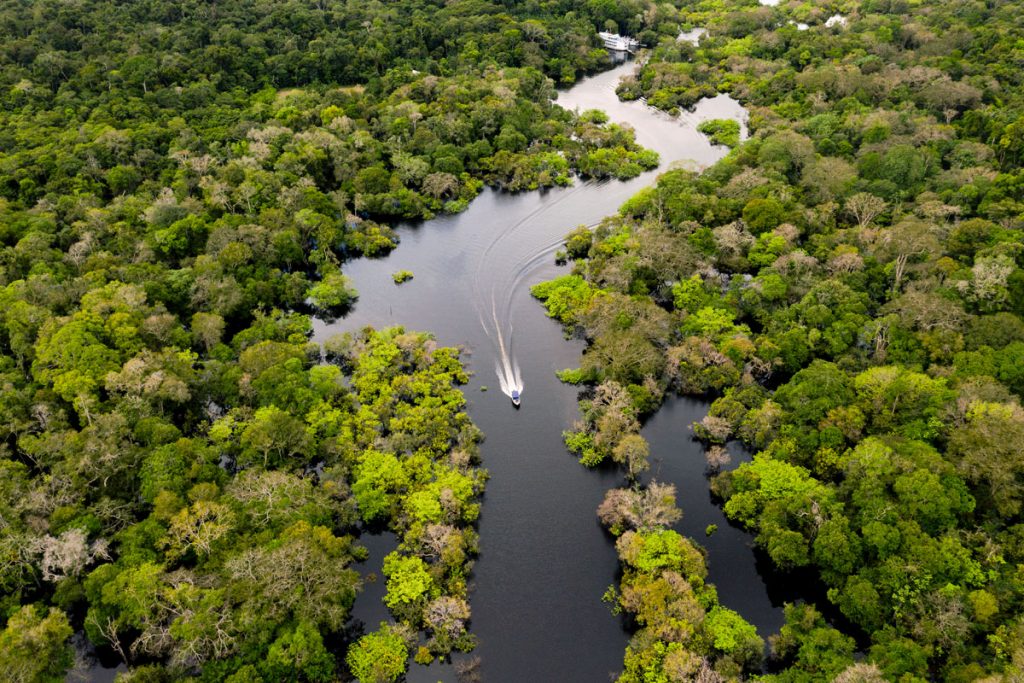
[490,295,523,398]
[495,355,523,398]
[476,189,590,402]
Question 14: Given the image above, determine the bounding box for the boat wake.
[495,353,523,399]
[490,299,524,399]
[473,185,588,404]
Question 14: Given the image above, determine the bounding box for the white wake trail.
[476,190,586,402]
[490,294,523,398]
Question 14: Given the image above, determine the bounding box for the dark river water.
[309,60,791,682]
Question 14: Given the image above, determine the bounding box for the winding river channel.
[312,60,786,682]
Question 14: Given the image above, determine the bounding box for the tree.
[698,119,741,147]
[306,269,357,312]
[354,167,392,195]
[845,192,887,229]
[949,401,1024,516]
[946,218,997,261]
[705,606,764,672]
[597,483,682,535]
[192,312,226,352]
[874,218,941,293]
[153,215,209,260]
[226,522,361,632]
[239,406,312,469]
[802,157,856,204]
[832,663,887,683]
[742,197,787,235]
[613,434,650,480]
[531,275,598,324]
[33,527,110,583]
[773,361,854,427]
[262,622,335,682]
[163,499,234,560]
[424,596,471,652]
[0,605,74,683]
[852,365,950,436]
[382,553,437,620]
[998,116,1024,167]
[768,603,855,682]
[616,529,706,578]
[959,255,1015,312]
[422,172,459,199]
[346,626,409,683]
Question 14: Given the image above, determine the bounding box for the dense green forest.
[535,0,1024,680]
[0,0,686,680]
[4,0,1024,680]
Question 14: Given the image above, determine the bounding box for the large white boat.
[598,31,640,53]
[511,389,521,407]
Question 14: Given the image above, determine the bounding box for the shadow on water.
[71,633,126,683]
[641,397,789,637]
[641,397,861,656]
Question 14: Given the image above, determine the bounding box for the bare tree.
[845,192,887,230]
[875,218,940,293]
[33,528,109,582]
[85,614,127,663]
[832,663,887,683]
[455,656,482,683]
[597,482,682,533]
[704,445,731,473]
[694,414,732,444]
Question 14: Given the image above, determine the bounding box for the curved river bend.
[315,61,781,682]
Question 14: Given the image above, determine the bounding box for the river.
[76,57,771,683]
[314,60,782,682]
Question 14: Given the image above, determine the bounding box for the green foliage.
[563,226,594,260]
[853,366,951,438]
[565,429,603,466]
[262,622,336,682]
[0,605,74,683]
[698,119,741,147]
[3,301,479,680]
[346,626,409,683]
[671,274,713,313]
[306,269,357,311]
[605,504,763,679]
[382,553,437,612]
[723,455,829,528]
[555,367,597,385]
[743,197,786,234]
[617,529,704,577]
[706,606,764,664]
[352,451,410,522]
[6,0,1024,679]
[531,275,600,324]
[537,3,1024,676]
[681,306,744,338]
[765,604,856,683]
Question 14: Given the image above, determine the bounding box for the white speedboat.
[511,389,521,407]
